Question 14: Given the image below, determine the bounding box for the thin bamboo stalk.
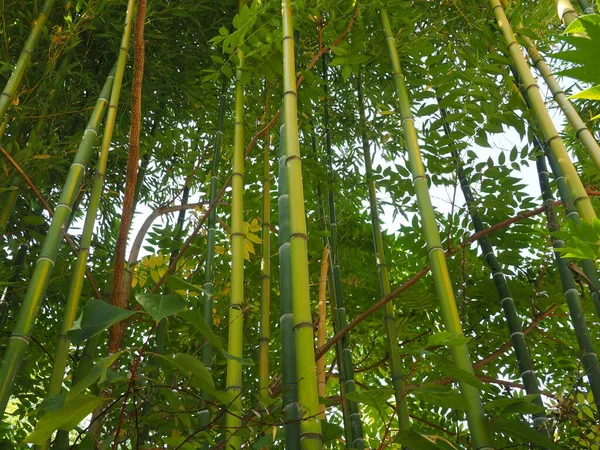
[357,72,411,432]
[536,154,600,413]
[380,9,494,449]
[225,1,246,443]
[520,34,600,171]
[278,118,301,450]
[490,0,596,223]
[317,245,330,418]
[258,92,272,409]
[0,0,54,125]
[198,85,227,446]
[281,1,323,447]
[436,104,550,434]
[321,55,365,450]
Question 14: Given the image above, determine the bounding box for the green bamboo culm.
[258,89,272,409]
[0,0,54,125]
[518,32,600,171]
[225,0,247,444]
[435,103,550,434]
[535,153,600,414]
[198,84,227,445]
[0,0,135,419]
[281,1,322,448]
[43,65,117,407]
[489,0,596,223]
[380,9,495,449]
[576,0,595,14]
[278,118,301,450]
[357,71,412,432]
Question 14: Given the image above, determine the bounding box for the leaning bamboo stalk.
[321,55,365,449]
[278,118,301,450]
[0,0,54,125]
[281,1,323,447]
[0,0,134,419]
[357,72,411,432]
[520,34,600,171]
[536,154,600,413]
[225,1,246,444]
[436,103,550,434]
[489,0,596,223]
[198,84,227,444]
[317,245,330,418]
[380,9,494,449]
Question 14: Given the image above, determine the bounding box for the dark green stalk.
[198,85,227,444]
[577,0,595,14]
[536,154,600,413]
[357,72,412,432]
[0,0,55,124]
[321,55,364,450]
[278,118,301,450]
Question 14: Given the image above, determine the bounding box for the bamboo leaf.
[394,429,445,449]
[491,418,560,449]
[67,299,136,344]
[436,363,486,390]
[136,293,185,322]
[568,84,600,101]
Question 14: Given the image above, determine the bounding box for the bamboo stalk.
[0,0,54,125]
[555,0,579,24]
[317,245,330,418]
[198,84,227,446]
[321,54,365,449]
[357,72,411,432]
[225,1,246,443]
[258,86,272,409]
[436,103,550,434]
[278,118,301,450]
[520,34,600,171]
[536,154,600,414]
[490,0,596,223]
[380,9,494,449]
[281,2,322,447]
[576,0,595,14]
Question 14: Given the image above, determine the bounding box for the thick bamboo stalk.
[536,155,600,413]
[521,35,600,171]
[225,13,246,446]
[198,85,227,444]
[490,0,596,223]
[281,1,322,447]
[258,88,272,409]
[357,72,411,433]
[0,0,54,125]
[436,104,550,433]
[576,0,595,14]
[278,119,301,450]
[317,245,330,418]
[380,9,494,449]
[555,0,579,24]
[321,55,365,449]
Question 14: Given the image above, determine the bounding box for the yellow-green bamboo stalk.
[317,245,329,419]
[225,2,246,446]
[0,0,135,420]
[520,34,600,170]
[281,1,322,447]
[0,0,54,124]
[555,0,579,25]
[490,0,596,223]
[380,9,495,449]
[258,97,272,408]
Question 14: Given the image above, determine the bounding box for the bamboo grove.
[2,0,600,448]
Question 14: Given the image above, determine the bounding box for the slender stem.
[317,245,330,419]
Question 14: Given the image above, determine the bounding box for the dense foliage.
[1,0,600,448]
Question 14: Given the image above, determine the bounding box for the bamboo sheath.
[281,1,322,448]
[490,0,596,223]
[322,55,365,449]
[357,72,411,432]
[199,87,227,444]
[225,40,246,450]
[436,104,550,433]
[278,119,301,450]
[0,0,54,125]
[536,155,600,414]
[380,9,495,449]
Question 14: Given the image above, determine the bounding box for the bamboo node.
[293,321,313,330]
[427,246,443,258]
[9,334,30,343]
[232,171,244,179]
[546,135,561,145]
[289,232,308,241]
[0,92,13,100]
[37,256,56,266]
[283,89,298,98]
[575,126,589,138]
[230,231,245,238]
[524,82,539,93]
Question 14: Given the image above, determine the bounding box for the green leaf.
[24,394,105,444]
[68,351,126,401]
[321,420,345,442]
[68,299,136,344]
[568,84,600,100]
[394,429,444,449]
[178,310,254,366]
[411,386,470,410]
[491,418,560,449]
[427,331,471,347]
[166,275,211,296]
[345,388,395,409]
[136,293,185,322]
[436,363,485,390]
